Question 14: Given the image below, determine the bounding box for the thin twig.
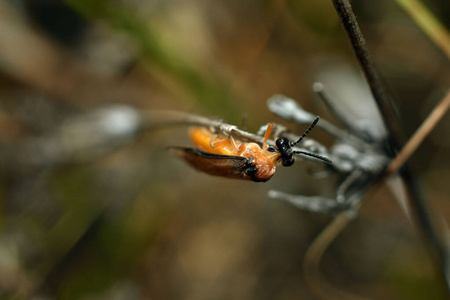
[331,0,404,148]
[386,90,450,175]
[319,0,450,296]
[141,110,268,144]
[304,213,371,300]
[394,0,450,60]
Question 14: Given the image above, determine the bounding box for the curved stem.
[329,0,450,295]
[304,212,371,300]
[386,90,450,175]
[395,0,450,60]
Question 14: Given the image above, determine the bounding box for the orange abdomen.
[190,127,241,156]
[189,127,279,181]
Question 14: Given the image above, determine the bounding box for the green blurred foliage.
[64,0,241,118]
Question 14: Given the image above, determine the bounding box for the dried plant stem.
[304,213,371,300]
[386,90,450,175]
[313,0,450,296]
[395,0,450,60]
[141,110,268,144]
[331,0,404,147]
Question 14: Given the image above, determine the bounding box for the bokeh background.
[0,0,449,299]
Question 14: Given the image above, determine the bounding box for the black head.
[275,137,295,167]
[268,117,332,166]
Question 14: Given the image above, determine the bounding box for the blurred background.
[0,0,449,299]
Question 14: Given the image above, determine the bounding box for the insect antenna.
[291,116,320,147]
[293,150,332,163]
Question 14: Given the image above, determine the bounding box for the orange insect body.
[189,126,280,181]
[171,116,331,182]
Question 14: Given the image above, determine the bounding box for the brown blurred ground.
[0,0,449,299]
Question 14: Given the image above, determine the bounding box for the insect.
[171,117,332,182]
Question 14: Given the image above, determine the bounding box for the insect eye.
[276,137,290,149]
[245,166,258,176]
[267,146,277,152]
[282,158,295,167]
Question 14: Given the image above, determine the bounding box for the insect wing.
[170,147,252,180]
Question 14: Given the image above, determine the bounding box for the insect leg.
[209,131,231,149]
[228,135,239,152]
[263,123,274,150]
[208,124,229,149]
[210,138,231,149]
[209,132,219,148]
